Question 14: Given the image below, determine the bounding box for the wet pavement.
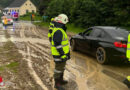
[0,21,129,90]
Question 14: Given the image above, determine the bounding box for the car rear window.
[106,28,129,39]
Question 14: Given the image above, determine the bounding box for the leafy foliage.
[0,0,14,8]
[46,0,130,27]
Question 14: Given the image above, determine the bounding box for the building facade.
[3,0,36,16]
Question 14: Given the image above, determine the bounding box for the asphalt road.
[0,21,129,90]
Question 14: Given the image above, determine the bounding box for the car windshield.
[106,28,129,39]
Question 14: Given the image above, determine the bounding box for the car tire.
[96,47,108,64]
[71,39,76,51]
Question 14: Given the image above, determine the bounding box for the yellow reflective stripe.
[127,76,130,81]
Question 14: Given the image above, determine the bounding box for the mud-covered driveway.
[0,21,129,90]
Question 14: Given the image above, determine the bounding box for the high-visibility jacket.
[48,18,55,38]
[127,76,130,81]
[4,19,8,25]
[127,34,130,61]
[51,27,69,56]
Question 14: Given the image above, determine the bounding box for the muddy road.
[0,21,129,90]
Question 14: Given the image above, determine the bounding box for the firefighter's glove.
[61,55,68,62]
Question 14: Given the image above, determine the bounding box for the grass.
[20,15,42,21]
[67,24,85,33]
[20,14,130,33]
[0,62,19,73]
[6,62,19,68]
[34,21,49,27]
[0,31,22,73]
[20,13,85,33]
[34,22,85,33]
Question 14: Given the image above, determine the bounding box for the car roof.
[93,26,129,40]
[93,26,121,30]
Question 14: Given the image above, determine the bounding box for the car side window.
[90,29,104,38]
[83,28,93,36]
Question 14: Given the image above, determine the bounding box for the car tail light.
[114,42,127,48]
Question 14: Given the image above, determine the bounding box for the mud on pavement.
[0,21,129,90]
[0,22,54,90]
[0,22,78,90]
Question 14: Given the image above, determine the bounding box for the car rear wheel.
[96,47,108,64]
[71,39,76,51]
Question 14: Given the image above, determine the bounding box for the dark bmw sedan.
[70,26,129,64]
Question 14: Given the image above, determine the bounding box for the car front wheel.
[96,47,108,64]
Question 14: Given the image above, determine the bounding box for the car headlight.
[10,20,13,23]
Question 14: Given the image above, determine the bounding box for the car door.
[78,28,93,52]
[83,28,105,54]
[88,28,106,54]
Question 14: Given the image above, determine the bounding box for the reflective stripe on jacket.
[127,34,130,59]
[51,27,69,56]
[4,19,8,25]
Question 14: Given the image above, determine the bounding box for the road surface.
[0,21,129,90]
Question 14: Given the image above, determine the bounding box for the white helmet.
[54,17,58,22]
[57,14,69,24]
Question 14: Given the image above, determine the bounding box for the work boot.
[54,79,65,90]
[123,79,130,88]
[60,79,68,85]
[59,73,68,85]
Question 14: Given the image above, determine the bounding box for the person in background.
[123,33,130,88]
[3,17,8,30]
[48,17,58,42]
[32,13,35,21]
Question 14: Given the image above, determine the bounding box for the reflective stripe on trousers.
[54,69,62,73]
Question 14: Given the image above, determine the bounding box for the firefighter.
[48,17,58,42]
[3,17,8,30]
[123,33,130,88]
[50,14,70,89]
[31,14,35,22]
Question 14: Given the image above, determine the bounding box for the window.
[17,10,19,12]
[32,10,34,13]
[90,29,104,38]
[83,28,93,36]
[26,10,29,14]
[26,4,27,6]
[30,4,31,6]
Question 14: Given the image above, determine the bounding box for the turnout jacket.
[51,22,70,61]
